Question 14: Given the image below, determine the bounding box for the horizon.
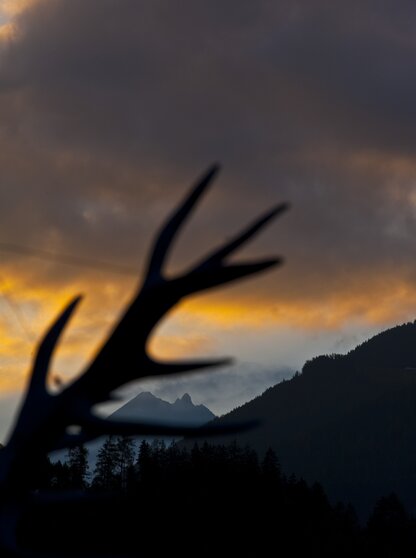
[0,317,408,443]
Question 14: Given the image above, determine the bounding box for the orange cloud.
[177,274,416,331]
[149,333,214,360]
[0,0,37,40]
[0,259,415,396]
[0,22,13,39]
[0,0,35,15]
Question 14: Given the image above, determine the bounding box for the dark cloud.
[0,0,415,312]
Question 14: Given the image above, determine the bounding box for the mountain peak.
[111,391,216,424]
[134,391,157,401]
[175,393,193,405]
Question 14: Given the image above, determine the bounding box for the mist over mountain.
[202,320,416,518]
[124,362,294,419]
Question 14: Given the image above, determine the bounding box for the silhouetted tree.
[116,436,135,490]
[48,460,71,489]
[367,492,413,552]
[136,440,152,484]
[67,444,89,488]
[93,436,119,489]
[261,447,281,482]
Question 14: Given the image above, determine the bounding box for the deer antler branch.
[146,165,220,279]
[0,165,288,554]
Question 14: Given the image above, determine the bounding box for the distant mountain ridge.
[203,320,416,518]
[51,392,215,467]
[112,391,215,425]
[100,392,215,463]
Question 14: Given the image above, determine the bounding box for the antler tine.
[56,415,260,447]
[1,296,83,457]
[180,259,283,296]
[193,202,289,270]
[144,356,233,376]
[145,164,220,280]
[28,295,82,395]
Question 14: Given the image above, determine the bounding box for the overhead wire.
[0,241,138,344]
[0,241,139,276]
[0,274,35,345]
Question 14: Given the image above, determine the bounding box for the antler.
[0,165,287,552]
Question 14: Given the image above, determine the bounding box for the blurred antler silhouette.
[0,165,288,555]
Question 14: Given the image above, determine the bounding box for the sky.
[0,0,416,440]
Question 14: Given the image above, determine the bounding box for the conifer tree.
[137,440,152,483]
[261,447,281,482]
[93,436,119,489]
[67,444,89,488]
[116,436,135,490]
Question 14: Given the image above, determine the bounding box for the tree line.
[18,438,416,556]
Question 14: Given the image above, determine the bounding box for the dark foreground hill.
[202,321,416,517]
